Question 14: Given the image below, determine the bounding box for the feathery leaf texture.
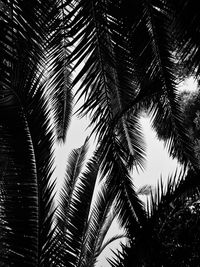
[56,145,116,267]
[0,0,200,266]
[0,0,63,265]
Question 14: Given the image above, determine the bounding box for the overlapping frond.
[67,0,146,170]
[143,0,196,167]
[65,3,197,252]
[1,0,200,266]
[65,2,148,245]
[23,79,57,266]
[107,159,147,237]
[98,134,147,238]
[120,0,196,167]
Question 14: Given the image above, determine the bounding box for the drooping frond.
[0,104,38,266]
[47,0,73,142]
[0,1,60,264]
[59,138,89,215]
[23,78,57,266]
[132,0,196,167]
[67,0,146,170]
[107,0,196,168]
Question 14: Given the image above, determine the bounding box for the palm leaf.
[56,142,99,267]
[59,137,89,223]
[67,0,146,170]
[128,0,196,167]
[107,0,196,168]
[47,0,73,142]
[96,131,147,237]
[147,1,196,167]
[24,79,57,266]
[79,184,117,267]
[65,2,148,247]
[0,1,60,264]
[66,2,196,247]
[0,102,38,266]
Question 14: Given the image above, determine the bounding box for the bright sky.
[134,116,182,189]
[54,76,198,267]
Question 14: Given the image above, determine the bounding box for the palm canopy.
[0,0,200,266]
[68,0,196,166]
[66,0,199,235]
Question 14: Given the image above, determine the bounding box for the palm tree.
[0,0,200,266]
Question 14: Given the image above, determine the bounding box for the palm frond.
[23,77,57,266]
[0,1,52,264]
[0,1,60,262]
[0,105,38,266]
[56,143,99,266]
[47,1,73,142]
[140,0,196,167]
[109,160,147,237]
[80,184,116,267]
[147,169,185,218]
[59,137,89,212]
[106,0,196,168]
[98,135,147,238]
[66,0,146,170]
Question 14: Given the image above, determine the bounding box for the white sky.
[54,76,198,267]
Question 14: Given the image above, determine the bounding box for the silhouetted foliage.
[1,0,200,266]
